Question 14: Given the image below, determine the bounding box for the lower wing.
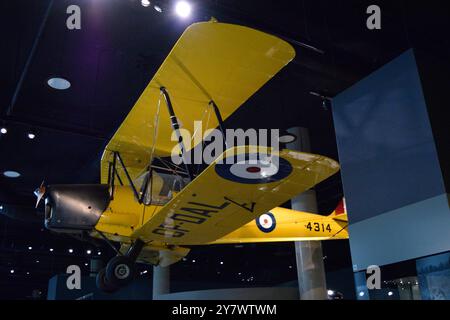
[132,146,340,245]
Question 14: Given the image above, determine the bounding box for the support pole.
[287,127,327,300]
[160,87,193,181]
[116,152,141,201]
[127,239,145,261]
[110,153,116,199]
[152,266,170,300]
[209,100,228,153]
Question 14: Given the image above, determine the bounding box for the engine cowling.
[44,184,110,233]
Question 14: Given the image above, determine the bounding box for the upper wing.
[100,21,296,184]
[132,146,339,245]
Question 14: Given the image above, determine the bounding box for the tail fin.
[330,198,348,222]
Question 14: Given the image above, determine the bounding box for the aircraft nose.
[43,184,110,232]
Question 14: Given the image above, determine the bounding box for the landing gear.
[96,268,119,293]
[105,256,135,287]
[96,239,145,293]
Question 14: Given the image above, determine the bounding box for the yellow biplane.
[35,21,347,292]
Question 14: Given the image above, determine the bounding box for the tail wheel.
[96,268,119,293]
[105,255,135,287]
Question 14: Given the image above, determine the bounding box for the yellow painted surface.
[90,22,345,259]
[100,21,295,184]
[131,146,340,245]
[94,186,156,240]
[209,206,348,244]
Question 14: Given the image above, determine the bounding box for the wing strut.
[108,151,144,203]
[209,100,227,149]
[160,87,193,181]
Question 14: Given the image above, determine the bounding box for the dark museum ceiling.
[0,0,448,299]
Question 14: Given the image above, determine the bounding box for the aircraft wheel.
[96,268,119,293]
[105,255,135,287]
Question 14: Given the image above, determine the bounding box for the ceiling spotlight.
[220,261,224,265]
[142,270,148,274]
[26,272,30,275]
[27,132,36,140]
[10,269,14,274]
[36,260,39,263]
[154,5,162,12]
[28,246,32,250]
[388,291,393,296]
[0,127,7,134]
[68,248,74,253]
[327,290,334,296]
[49,248,54,252]
[47,77,71,90]
[141,0,150,7]
[359,291,365,297]
[86,249,92,255]
[97,251,101,255]
[175,1,191,18]
[84,263,88,266]
[192,259,195,263]
[0,205,3,211]
[3,171,21,178]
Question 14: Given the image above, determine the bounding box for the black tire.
[105,255,135,287]
[96,268,119,293]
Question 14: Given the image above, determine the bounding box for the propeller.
[34,181,46,208]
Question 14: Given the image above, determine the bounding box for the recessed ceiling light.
[175,1,191,18]
[3,171,21,178]
[28,246,32,250]
[97,251,101,255]
[86,249,92,254]
[141,0,150,7]
[27,132,36,140]
[154,5,162,12]
[47,77,71,90]
[49,248,54,252]
[68,248,73,253]
[10,269,14,274]
[0,127,7,134]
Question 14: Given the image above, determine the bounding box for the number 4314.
[306,222,331,232]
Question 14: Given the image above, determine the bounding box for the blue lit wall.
[332,49,450,271]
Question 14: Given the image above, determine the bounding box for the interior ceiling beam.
[5,0,54,117]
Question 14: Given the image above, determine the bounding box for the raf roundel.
[215,153,292,184]
[256,212,276,233]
